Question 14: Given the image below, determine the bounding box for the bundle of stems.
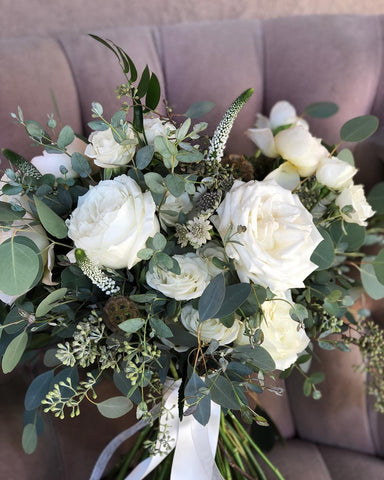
[104,412,285,480]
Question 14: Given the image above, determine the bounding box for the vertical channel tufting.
[158,19,263,156]
[59,27,165,136]
[0,36,82,164]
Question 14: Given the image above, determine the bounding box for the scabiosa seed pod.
[102,296,140,332]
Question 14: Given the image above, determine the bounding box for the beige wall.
[1,0,384,38]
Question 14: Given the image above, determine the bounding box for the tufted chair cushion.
[1,15,384,479]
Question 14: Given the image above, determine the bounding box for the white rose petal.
[212,179,322,291]
[85,127,137,168]
[31,151,78,179]
[144,117,175,145]
[181,304,241,345]
[146,253,210,301]
[159,191,193,228]
[265,161,301,191]
[269,101,297,130]
[316,156,357,190]
[197,241,227,278]
[274,125,328,177]
[335,184,375,227]
[246,128,278,158]
[67,174,159,269]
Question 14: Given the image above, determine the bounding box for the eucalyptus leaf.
[2,330,28,373]
[368,182,384,214]
[22,424,38,454]
[165,174,185,197]
[340,115,379,142]
[185,101,215,119]
[118,318,145,333]
[57,126,75,150]
[35,288,68,318]
[0,237,42,296]
[185,372,211,425]
[24,370,54,411]
[337,148,355,166]
[305,102,338,118]
[175,150,204,164]
[71,152,92,178]
[144,172,166,194]
[373,249,384,285]
[0,201,25,222]
[97,396,133,418]
[216,283,251,318]
[152,232,167,251]
[205,374,239,410]
[328,221,365,251]
[198,274,225,322]
[88,120,109,131]
[232,344,275,372]
[310,227,335,270]
[149,318,173,338]
[136,145,154,170]
[34,195,68,239]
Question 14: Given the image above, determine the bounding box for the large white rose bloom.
[67,175,159,269]
[212,179,323,291]
[146,253,210,301]
[236,293,310,370]
[143,117,175,145]
[335,184,375,227]
[85,127,137,168]
[181,304,241,345]
[316,156,357,190]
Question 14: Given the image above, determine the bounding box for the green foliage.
[198,274,226,322]
[185,101,215,119]
[310,227,335,270]
[232,345,275,372]
[22,424,38,454]
[368,182,384,214]
[0,237,42,296]
[96,396,133,418]
[35,288,68,318]
[24,370,54,411]
[340,115,379,142]
[118,318,145,333]
[185,372,211,425]
[57,126,75,150]
[205,374,239,410]
[34,195,68,239]
[305,102,338,118]
[2,330,28,373]
[71,152,92,178]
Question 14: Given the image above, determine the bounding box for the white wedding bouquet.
[1,36,383,480]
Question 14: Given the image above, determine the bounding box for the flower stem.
[115,424,152,480]
[228,411,285,480]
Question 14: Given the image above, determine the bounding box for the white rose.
[197,241,226,278]
[67,174,159,269]
[84,127,137,168]
[274,125,328,177]
[335,184,375,226]
[316,156,357,190]
[159,191,193,228]
[246,101,309,159]
[181,304,241,345]
[144,117,175,145]
[146,253,210,301]
[236,293,310,370]
[31,138,89,179]
[212,180,323,291]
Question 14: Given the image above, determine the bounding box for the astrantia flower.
[212,179,322,291]
[185,216,212,248]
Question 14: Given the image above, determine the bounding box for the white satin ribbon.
[125,379,224,480]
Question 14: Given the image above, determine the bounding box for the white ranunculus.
[159,192,193,228]
[67,174,159,269]
[146,253,210,301]
[335,184,375,227]
[180,304,241,345]
[212,179,322,292]
[84,127,137,169]
[197,241,227,278]
[31,137,89,179]
[144,117,175,145]
[236,292,310,370]
[274,125,328,177]
[316,156,357,190]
